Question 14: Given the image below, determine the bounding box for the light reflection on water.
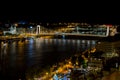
[0,38,97,80]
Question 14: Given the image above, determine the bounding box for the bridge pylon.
[36,25,40,35]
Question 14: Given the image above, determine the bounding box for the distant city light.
[14,23,18,27]
[30,26,33,28]
[18,21,27,24]
[5,24,9,27]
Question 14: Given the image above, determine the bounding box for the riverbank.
[1,38,96,80]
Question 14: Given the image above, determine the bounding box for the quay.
[0,36,27,42]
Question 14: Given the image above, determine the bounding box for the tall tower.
[36,25,41,34]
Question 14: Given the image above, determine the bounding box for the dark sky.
[0,3,120,25]
[0,0,119,23]
[0,15,120,25]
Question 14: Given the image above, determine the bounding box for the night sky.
[0,15,119,25]
[0,5,120,25]
[0,0,119,25]
[0,15,119,24]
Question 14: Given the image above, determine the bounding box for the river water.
[0,38,97,80]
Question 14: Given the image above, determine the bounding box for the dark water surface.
[0,38,97,80]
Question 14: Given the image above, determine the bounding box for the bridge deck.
[38,33,107,37]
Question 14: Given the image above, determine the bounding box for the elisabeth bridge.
[34,24,116,38]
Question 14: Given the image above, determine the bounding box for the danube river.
[0,38,97,80]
